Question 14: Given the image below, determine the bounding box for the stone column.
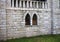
[47,2,48,9]
[32,1,35,8]
[20,1,21,7]
[30,1,32,8]
[42,2,44,9]
[27,1,29,8]
[31,18,32,26]
[12,0,14,7]
[23,1,25,8]
[35,2,37,8]
[44,2,45,8]
[9,0,11,7]
[37,1,38,8]
[45,2,48,9]
[16,0,18,7]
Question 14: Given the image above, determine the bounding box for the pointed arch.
[32,14,37,25]
[25,14,30,25]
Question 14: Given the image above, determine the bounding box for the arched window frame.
[25,14,30,25]
[32,14,37,25]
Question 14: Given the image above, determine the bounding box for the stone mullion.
[23,1,25,8]
[27,1,29,8]
[20,1,21,8]
[42,2,44,9]
[30,1,32,8]
[16,0,18,7]
[31,15,32,26]
[12,0,14,7]
[37,1,38,8]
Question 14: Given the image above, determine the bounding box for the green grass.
[4,34,60,42]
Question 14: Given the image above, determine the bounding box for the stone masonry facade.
[0,0,60,40]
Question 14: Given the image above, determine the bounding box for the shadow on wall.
[0,28,5,41]
[0,40,5,42]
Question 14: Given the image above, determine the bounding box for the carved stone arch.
[25,13,30,25]
[32,12,39,25]
[23,11,31,25]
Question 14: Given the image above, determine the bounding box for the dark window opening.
[29,1,30,8]
[59,0,60,8]
[11,0,12,7]
[41,2,42,8]
[35,2,37,8]
[14,0,16,7]
[21,1,23,7]
[18,0,20,7]
[32,14,37,25]
[32,2,34,8]
[25,14,30,25]
[25,1,27,7]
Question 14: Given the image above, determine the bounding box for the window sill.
[25,25,39,27]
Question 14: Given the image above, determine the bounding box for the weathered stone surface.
[0,0,60,40]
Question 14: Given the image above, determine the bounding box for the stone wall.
[0,0,6,40]
[0,0,60,40]
[6,9,51,39]
[53,0,60,34]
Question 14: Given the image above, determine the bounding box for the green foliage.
[4,34,60,42]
